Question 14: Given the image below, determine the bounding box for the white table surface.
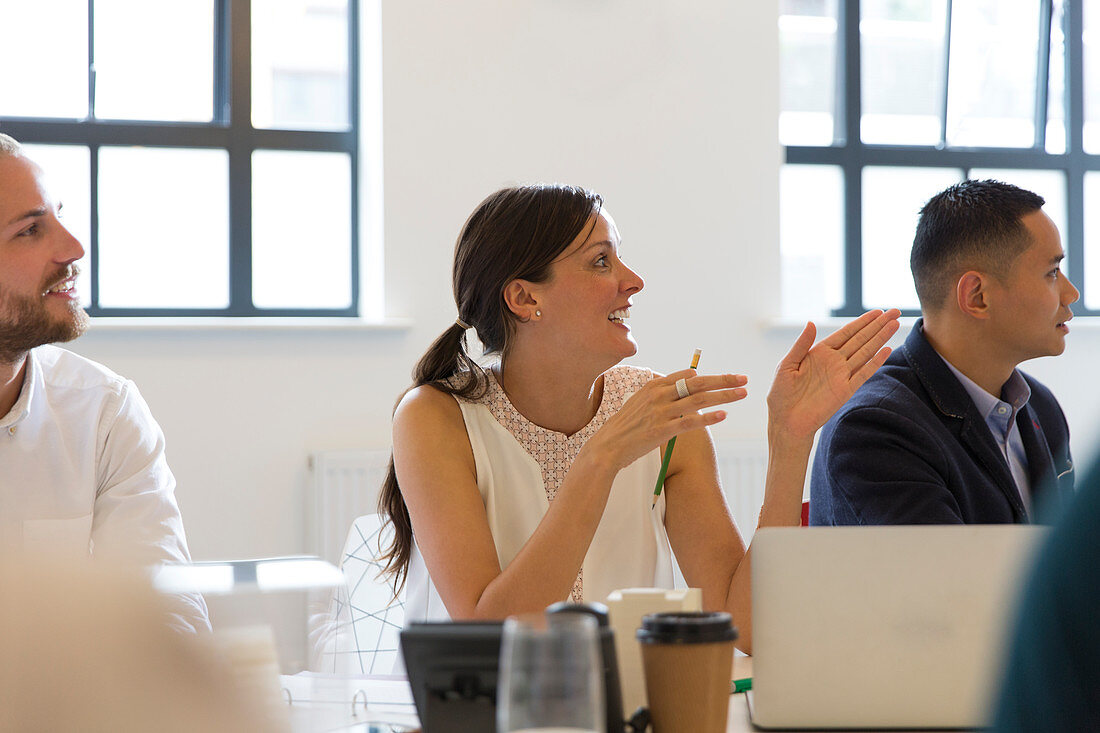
[282,658,959,733]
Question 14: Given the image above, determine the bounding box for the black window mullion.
[90,307,356,318]
[0,120,346,152]
[228,0,253,316]
[1066,158,1085,298]
[787,143,1100,170]
[87,0,95,120]
[1035,0,1054,150]
[839,152,864,317]
[1065,0,1082,153]
[941,0,953,147]
[842,0,861,147]
[251,128,354,150]
[837,0,863,317]
[214,0,231,125]
[89,146,100,311]
[348,0,362,317]
[0,119,233,148]
[1065,0,1086,298]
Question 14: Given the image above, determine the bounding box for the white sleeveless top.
[404,365,675,623]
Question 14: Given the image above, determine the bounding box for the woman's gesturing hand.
[766,308,901,441]
[589,370,749,471]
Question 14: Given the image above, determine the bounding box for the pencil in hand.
[652,348,702,509]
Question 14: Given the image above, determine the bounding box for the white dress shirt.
[0,344,209,632]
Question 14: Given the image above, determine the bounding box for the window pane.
[946,0,1040,148]
[862,166,963,310]
[1084,0,1100,152]
[98,147,229,308]
[968,169,1067,252]
[20,145,92,308]
[0,0,87,119]
[861,0,947,145]
[251,151,352,309]
[779,0,838,146]
[93,0,215,122]
[252,0,350,131]
[781,165,844,319]
[1083,173,1100,310]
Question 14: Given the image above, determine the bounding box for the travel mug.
[636,611,737,733]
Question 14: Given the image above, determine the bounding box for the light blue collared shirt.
[939,356,1033,511]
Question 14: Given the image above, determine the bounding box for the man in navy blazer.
[811,180,1077,525]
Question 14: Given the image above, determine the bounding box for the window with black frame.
[779,0,1100,320]
[0,0,360,318]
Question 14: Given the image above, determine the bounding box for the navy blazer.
[810,321,1074,525]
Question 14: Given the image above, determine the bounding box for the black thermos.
[546,601,626,733]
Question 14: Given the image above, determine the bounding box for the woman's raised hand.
[766,308,901,441]
[588,370,749,471]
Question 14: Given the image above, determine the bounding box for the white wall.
[62,1,1100,561]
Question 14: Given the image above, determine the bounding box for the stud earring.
[535,309,542,319]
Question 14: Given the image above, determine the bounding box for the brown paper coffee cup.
[637,612,737,733]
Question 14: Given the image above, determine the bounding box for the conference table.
[283,656,953,733]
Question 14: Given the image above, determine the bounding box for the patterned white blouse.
[403,364,676,623]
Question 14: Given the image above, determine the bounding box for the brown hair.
[378,183,603,588]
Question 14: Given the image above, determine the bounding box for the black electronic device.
[400,621,504,733]
[400,604,629,733]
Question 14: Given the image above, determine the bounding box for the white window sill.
[88,316,414,333]
[763,315,919,334]
[765,314,1100,334]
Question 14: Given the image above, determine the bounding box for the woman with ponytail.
[380,184,899,652]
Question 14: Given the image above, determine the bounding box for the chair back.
[312,513,406,674]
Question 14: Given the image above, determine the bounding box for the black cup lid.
[546,601,611,628]
[635,611,738,644]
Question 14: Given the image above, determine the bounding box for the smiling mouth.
[44,277,75,294]
[609,307,630,324]
[43,277,77,296]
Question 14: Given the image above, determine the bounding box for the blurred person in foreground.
[811,180,1078,525]
[993,457,1100,731]
[0,132,207,632]
[0,560,282,732]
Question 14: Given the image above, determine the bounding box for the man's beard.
[0,287,89,364]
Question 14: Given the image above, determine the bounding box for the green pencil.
[652,348,702,509]
[731,677,753,694]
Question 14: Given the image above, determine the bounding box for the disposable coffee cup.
[636,611,737,733]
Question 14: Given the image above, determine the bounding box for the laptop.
[747,525,1044,730]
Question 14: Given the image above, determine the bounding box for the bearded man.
[0,133,208,632]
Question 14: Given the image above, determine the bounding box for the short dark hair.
[911,179,1045,311]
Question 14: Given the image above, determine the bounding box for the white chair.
[311,513,406,674]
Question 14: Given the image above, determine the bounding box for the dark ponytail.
[377,184,603,590]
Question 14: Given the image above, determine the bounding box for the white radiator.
[308,450,391,564]
[308,442,772,565]
[715,441,770,537]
